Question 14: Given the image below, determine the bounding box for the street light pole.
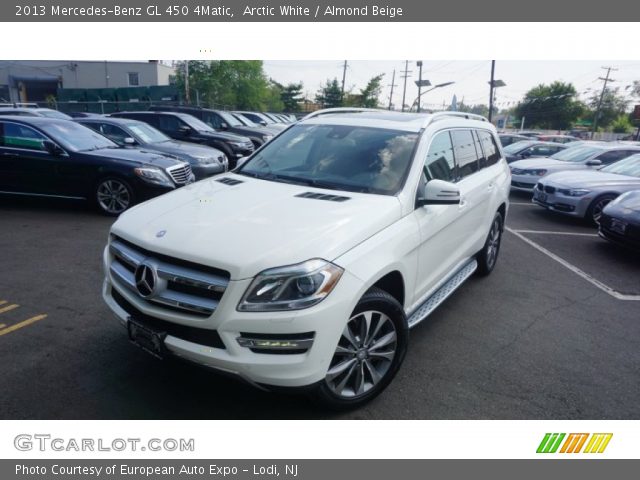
[416,61,423,113]
[410,81,455,112]
[488,60,495,123]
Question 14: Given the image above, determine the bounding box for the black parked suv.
[148,105,274,148]
[0,116,194,215]
[76,117,228,180]
[111,111,254,168]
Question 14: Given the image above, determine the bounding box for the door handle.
[459,197,468,208]
[487,182,495,191]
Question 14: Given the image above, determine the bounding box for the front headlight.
[134,167,174,187]
[237,259,344,312]
[524,169,547,176]
[558,188,590,197]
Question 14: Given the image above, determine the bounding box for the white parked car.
[102,108,511,408]
[509,144,640,192]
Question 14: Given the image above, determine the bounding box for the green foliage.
[315,78,343,108]
[611,114,634,133]
[275,82,304,112]
[457,103,492,118]
[588,87,630,130]
[174,60,282,111]
[358,74,384,108]
[515,81,584,129]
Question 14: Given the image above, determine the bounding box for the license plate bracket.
[128,318,167,359]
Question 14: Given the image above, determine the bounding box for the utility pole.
[387,69,398,110]
[400,60,412,112]
[340,60,348,102]
[184,61,190,104]
[488,60,496,123]
[592,66,617,137]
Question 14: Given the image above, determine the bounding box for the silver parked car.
[532,153,640,224]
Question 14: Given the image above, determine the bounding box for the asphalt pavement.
[0,192,638,419]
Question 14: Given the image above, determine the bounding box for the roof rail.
[422,111,488,128]
[301,107,388,121]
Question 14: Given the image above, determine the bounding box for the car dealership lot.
[0,192,638,419]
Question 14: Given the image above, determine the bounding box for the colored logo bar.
[537,433,612,453]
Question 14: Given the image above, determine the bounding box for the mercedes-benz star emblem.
[134,263,157,298]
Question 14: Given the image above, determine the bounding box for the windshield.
[503,141,534,154]
[238,124,418,195]
[234,114,257,127]
[180,115,215,132]
[126,122,170,143]
[550,145,603,162]
[601,154,640,177]
[218,111,242,127]
[39,121,118,152]
[39,110,72,120]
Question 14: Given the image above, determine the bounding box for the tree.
[611,114,634,134]
[588,87,630,130]
[174,60,275,110]
[456,102,494,118]
[515,81,584,129]
[315,78,343,108]
[275,82,304,112]
[358,74,384,108]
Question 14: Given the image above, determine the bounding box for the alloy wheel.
[325,310,397,399]
[97,179,131,215]
[486,217,502,269]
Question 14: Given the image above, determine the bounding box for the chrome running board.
[407,259,478,328]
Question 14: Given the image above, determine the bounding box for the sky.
[262,60,640,110]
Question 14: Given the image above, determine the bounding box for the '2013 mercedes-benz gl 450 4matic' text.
[102,109,510,408]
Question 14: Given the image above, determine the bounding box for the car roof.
[0,115,77,129]
[300,110,491,133]
[78,117,136,126]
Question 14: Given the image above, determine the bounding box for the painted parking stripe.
[0,304,19,314]
[0,314,47,337]
[0,300,7,306]
[0,324,5,329]
[510,202,537,206]
[512,229,598,237]
[506,227,640,301]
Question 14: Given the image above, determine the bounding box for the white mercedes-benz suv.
[102,109,510,408]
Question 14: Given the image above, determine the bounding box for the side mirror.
[220,122,229,130]
[178,125,192,135]
[586,159,602,167]
[521,151,532,158]
[416,179,461,207]
[259,121,267,126]
[123,137,136,145]
[43,140,64,156]
[235,156,250,170]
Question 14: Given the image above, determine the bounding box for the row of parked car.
[503,133,640,251]
[0,104,297,214]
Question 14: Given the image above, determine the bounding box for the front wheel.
[95,177,134,216]
[586,194,616,225]
[312,288,408,410]
[476,211,503,276]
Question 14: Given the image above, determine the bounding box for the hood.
[604,190,640,218]
[509,157,571,169]
[543,170,640,189]
[144,140,224,160]
[111,174,402,280]
[195,130,251,143]
[229,125,274,138]
[88,147,183,169]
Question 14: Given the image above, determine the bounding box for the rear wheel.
[586,194,616,225]
[95,177,134,216]
[476,211,503,276]
[312,288,408,409]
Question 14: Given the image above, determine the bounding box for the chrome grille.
[167,163,193,185]
[108,237,230,317]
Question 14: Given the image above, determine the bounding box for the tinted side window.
[474,131,489,169]
[451,129,480,179]
[0,122,46,151]
[477,130,501,166]
[99,123,129,144]
[596,150,636,165]
[424,131,455,182]
[201,111,222,129]
[157,115,182,132]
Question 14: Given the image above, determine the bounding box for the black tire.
[476,211,503,276]
[586,194,616,226]
[94,176,135,216]
[215,143,237,169]
[311,287,408,410]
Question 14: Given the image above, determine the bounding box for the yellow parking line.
[0,304,19,314]
[0,314,47,337]
[0,300,7,306]
[0,324,5,329]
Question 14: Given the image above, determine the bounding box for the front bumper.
[191,161,227,180]
[531,187,591,218]
[510,173,541,192]
[102,247,364,388]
